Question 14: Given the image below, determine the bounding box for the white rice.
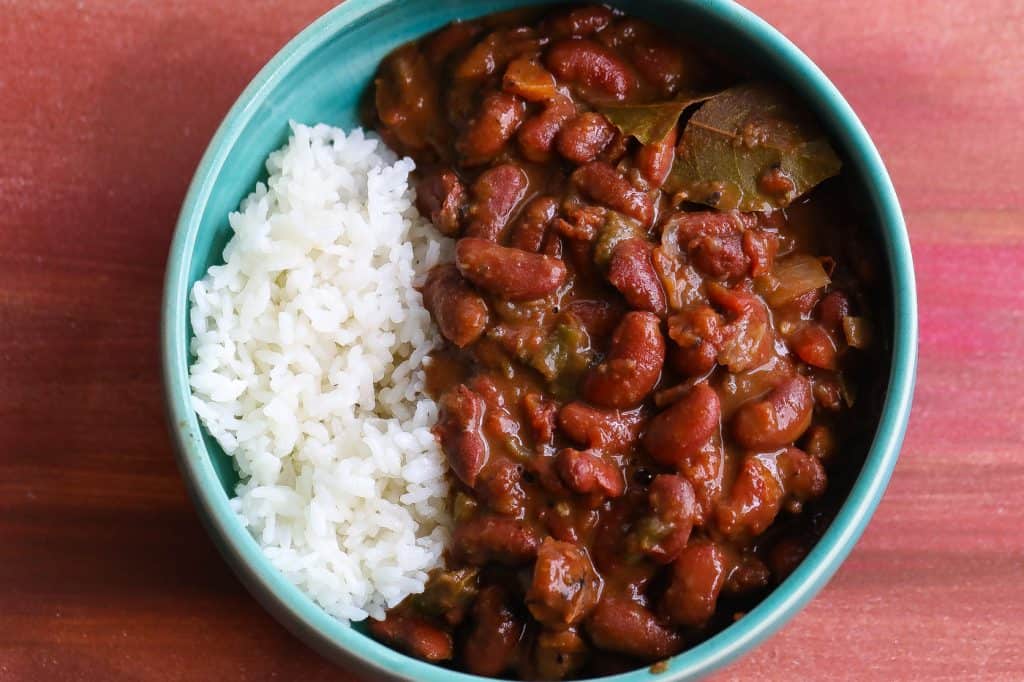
[187,122,452,623]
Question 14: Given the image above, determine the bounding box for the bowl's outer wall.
[164,1,917,680]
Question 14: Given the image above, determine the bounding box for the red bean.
[716,453,785,537]
[817,290,852,333]
[456,92,526,165]
[556,448,625,500]
[464,163,530,241]
[422,265,488,348]
[534,628,587,680]
[545,38,637,100]
[606,238,668,315]
[661,210,758,241]
[635,125,677,187]
[456,238,569,301]
[637,474,697,564]
[415,168,466,236]
[422,21,484,66]
[630,38,688,97]
[572,161,654,226]
[543,5,615,38]
[462,586,526,677]
[434,385,489,486]
[708,282,775,373]
[556,112,616,164]
[369,612,453,662]
[585,595,683,661]
[517,95,577,162]
[526,538,603,627]
[508,196,558,253]
[558,401,644,451]
[374,45,442,155]
[452,516,541,566]
[502,58,558,102]
[723,554,771,595]
[802,424,837,460]
[663,540,727,627]
[790,323,838,370]
[732,375,814,450]
[582,311,665,408]
[643,383,721,467]
[778,446,827,502]
[690,234,748,279]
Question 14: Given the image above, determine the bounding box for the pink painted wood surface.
[1,1,1022,679]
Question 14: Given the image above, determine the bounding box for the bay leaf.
[665,82,842,212]
[598,89,721,146]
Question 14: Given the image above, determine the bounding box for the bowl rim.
[161,1,918,680]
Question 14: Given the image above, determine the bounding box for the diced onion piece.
[842,315,872,349]
[757,254,831,307]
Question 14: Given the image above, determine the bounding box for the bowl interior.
[166,1,915,680]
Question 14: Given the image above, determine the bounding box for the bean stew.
[365,5,886,678]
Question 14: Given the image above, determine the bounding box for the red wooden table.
[3,1,1022,679]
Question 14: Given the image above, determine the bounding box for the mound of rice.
[188,122,452,623]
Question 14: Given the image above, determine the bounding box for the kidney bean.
[742,228,779,277]
[369,612,453,662]
[690,234,748,280]
[455,27,542,80]
[556,448,625,501]
[475,458,527,517]
[643,383,721,467]
[502,58,558,102]
[518,95,577,162]
[572,161,654,226]
[527,538,603,627]
[452,515,541,565]
[462,586,526,677]
[456,238,569,300]
[663,540,727,627]
[415,168,466,236]
[817,290,852,333]
[585,595,683,661]
[607,238,668,315]
[635,125,677,187]
[545,39,637,100]
[716,453,785,537]
[509,196,558,252]
[464,163,530,241]
[565,299,625,340]
[661,210,758,242]
[633,474,697,564]
[543,5,615,38]
[422,265,488,348]
[556,112,616,164]
[558,401,644,451]
[582,311,665,408]
[732,374,814,450]
[456,92,527,165]
[423,20,484,66]
[434,384,489,487]
[790,323,838,370]
[629,38,688,97]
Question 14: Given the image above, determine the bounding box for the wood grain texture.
[1,1,1021,680]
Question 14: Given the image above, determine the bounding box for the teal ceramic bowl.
[162,1,917,679]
